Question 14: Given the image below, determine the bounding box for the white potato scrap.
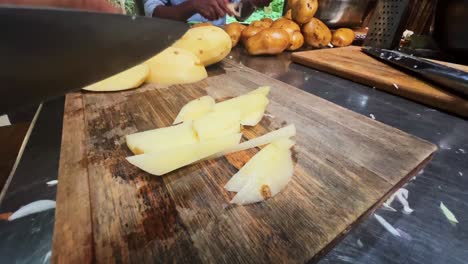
[193,110,241,141]
[125,121,198,154]
[127,133,242,176]
[82,64,149,92]
[227,138,295,204]
[173,96,215,124]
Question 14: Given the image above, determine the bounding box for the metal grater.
[364,0,411,49]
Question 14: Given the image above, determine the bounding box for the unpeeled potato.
[271,18,302,50]
[224,22,247,47]
[261,17,274,24]
[244,28,290,55]
[288,31,304,51]
[241,26,265,45]
[285,0,298,11]
[284,9,292,20]
[302,18,332,48]
[332,28,355,47]
[292,0,318,24]
[172,26,232,66]
[250,20,272,29]
[191,22,212,28]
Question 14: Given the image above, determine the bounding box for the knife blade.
[0,6,189,113]
[362,46,468,98]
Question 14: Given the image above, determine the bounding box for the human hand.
[191,0,234,20]
[251,0,271,8]
[0,0,120,13]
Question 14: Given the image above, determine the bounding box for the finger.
[201,7,216,20]
[221,0,236,16]
[213,0,227,20]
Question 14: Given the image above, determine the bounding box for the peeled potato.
[173,95,215,124]
[145,47,207,85]
[127,133,242,176]
[82,64,149,92]
[224,22,247,47]
[240,26,264,45]
[193,110,241,141]
[248,86,271,96]
[332,28,355,47]
[214,93,269,126]
[172,26,232,66]
[292,0,318,24]
[244,28,290,55]
[302,18,332,48]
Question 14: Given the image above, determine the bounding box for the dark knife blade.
[0,6,189,113]
[362,46,468,98]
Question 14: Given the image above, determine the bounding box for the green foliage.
[110,0,137,15]
[227,0,284,24]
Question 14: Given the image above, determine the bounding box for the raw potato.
[288,31,304,51]
[248,86,271,96]
[285,0,298,11]
[270,19,302,50]
[214,93,269,126]
[241,26,264,45]
[193,110,241,141]
[146,47,207,85]
[251,20,272,29]
[82,64,149,92]
[244,28,290,55]
[192,22,212,28]
[173,96,215,124]
[227,138,295,205]
[302,18,332,48]
[126,133,242,176]
[292,0,318,24]
[213,124,296,158]
[261,17,274,24]
[332,28,355,47]
[172,26,232,66]
[284,9,292,20]
[224,22,247,47]
[125,121,198,155]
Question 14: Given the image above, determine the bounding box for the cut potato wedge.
[146,47,207,85]
[227,138,295,204]
[173,96,215,124]
[127,133,242,176]
[248,86,271,97]
[125,121,198,155]
[213,124,296,157]
[214,93,269,126]
[193,110,241,141]
[82,64,149,92]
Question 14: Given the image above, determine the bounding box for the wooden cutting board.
[291,46,468,118]
[52,59,437,264]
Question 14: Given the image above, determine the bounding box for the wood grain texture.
[291,46,468,118]
[54,60,437,263]
[52,93,93,264]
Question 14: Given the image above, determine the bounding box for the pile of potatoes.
[223,0,355,55]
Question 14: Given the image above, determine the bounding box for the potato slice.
[127,133,242,176]
[82,64,149,92]
[173,96,215,124]
[125,121,198,155]
[145,47,207,85]
[193,110,241,141]
[213,124,296,157]
[227,138,295,204]
[172,26,232,66]
[248,86,271,96]
[214,93,269,126]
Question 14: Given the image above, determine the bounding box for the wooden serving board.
[291,46,468,118]
[52,60,437,263]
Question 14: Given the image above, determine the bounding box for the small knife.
[362,47,468,98]
[0,6,189,113]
